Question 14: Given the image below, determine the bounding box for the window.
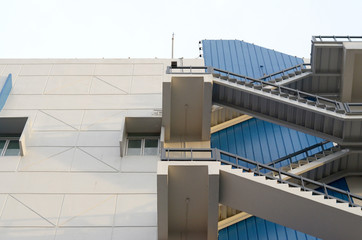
[0,137,20,156]
[126,133,160,156]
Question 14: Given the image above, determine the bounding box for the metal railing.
[262,141,333,169]
[258,63,311,82]
[167,65,362,115]
[161,147,362,208]
[312,36,362,43]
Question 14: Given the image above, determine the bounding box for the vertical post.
[323,184,329,199]
[347,191,352,206]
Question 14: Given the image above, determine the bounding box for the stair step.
[336,109,346,114]
[288,73,296,77]
[326,106,336,111]
[253,85,262,90]
[271,90,280,95]
[298,98,308,103]
[282,75,289,80]
[290,163,300,169]
[315,153,325,158]
[331,146,341,152]
[280,92,289,98]
[275,77,283,82]
[307,157,317,162]
[298,160,309,165]
[301,68,311,73]
[289,95,298,100]
[245,82,254,87]
[306,100,317,106]
[220,75,229,80]
[213,73,220,78]
[317,103,326,108]
[295,70,302,75]
[229,78,237,83]
[262,87,272,93]
[269,80,276,83]
[237,80,245,85]
[281,166,291,171]
[323,150,333,156]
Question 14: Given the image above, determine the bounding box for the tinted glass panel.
[127,139,142,155]
[4,140,20,156]
[144,139,158,155]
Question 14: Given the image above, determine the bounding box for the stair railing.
[260,141,332,169]
[167,65,362,115]
[312,36,362,42]
[161,147,362,208]
[258,63,311,82]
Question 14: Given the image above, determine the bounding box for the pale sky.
[1,0,362,59]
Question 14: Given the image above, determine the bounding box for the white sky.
[1,0,362,59]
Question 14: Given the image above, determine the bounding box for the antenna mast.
[171,33,174,59]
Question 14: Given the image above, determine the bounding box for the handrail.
[258,63,311,82]
[167,65,362,115]
[312,36,362,42]
[161,147,362,208]
[263,141,332,168]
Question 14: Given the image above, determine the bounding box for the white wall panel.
[19,64,52,76]
[50,64,95,76]
[131,76,163,94]
[58,195,117,226]
[81,110,125,131]
[44,76,92,94]
[77,131,120,147]
[94,64,133,76]
[114,194,157,226]
[12,76,48,94]
[121,156,158,172]
[112,227,157,240]
[133,63,164,76]
[55,228,112,240]
[0,173,156,194]
[0,228,55,240]
[5,95,162,109]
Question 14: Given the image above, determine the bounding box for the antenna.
[171,33,174,59]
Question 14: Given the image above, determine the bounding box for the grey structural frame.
[161,147,362,209]
[263,140,332,168]
[312,35,362,42]
[166,65,362,115]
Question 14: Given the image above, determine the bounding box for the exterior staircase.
[211,69,362,146]
[161,147,362,240]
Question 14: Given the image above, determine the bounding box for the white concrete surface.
[0,58,203,239]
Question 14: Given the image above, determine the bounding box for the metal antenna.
[171,33,174,59]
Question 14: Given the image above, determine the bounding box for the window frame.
[126,136,160,156]
[0,137,21,156]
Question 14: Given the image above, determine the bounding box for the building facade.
[0,37,361,239]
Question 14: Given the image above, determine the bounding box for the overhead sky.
[1,0,362,59]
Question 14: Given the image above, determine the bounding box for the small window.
[0,137,20,156]
[126,133,159,156]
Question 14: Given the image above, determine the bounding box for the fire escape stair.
[219,164,362,240]
[211,73,362,146]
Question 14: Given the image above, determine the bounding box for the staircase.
[211,70,362,146]
[219,166,362,240]
[167,65,362,145]
[161,148,362,240]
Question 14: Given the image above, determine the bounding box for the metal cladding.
[203,40,333,240]
[211,118,332,166]
[202,40,304,79]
